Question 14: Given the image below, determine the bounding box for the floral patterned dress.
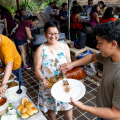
[37,42,73,113]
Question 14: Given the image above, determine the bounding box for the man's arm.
[61,54,97,73]
[0,62,13,95]
[71,99,120,119]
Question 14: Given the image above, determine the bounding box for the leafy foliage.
[0,0,68,13]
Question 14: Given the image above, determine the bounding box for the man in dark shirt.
[59,3,68,37]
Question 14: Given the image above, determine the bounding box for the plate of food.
[51,79,86,102]
[0,66,4,74]
[13,97,38,120]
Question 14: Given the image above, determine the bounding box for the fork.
[61,70,69,85]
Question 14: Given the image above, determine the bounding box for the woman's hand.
[42,78,48,89]
[60,62,73,73]
[0,85,7,96]
[70,97,84,109]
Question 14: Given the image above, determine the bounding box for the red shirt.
[100,17,116,23]
[70,14,82,30]
[14,20,31,42]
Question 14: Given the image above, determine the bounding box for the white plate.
[5,86,27,103]
[51,79,86,102]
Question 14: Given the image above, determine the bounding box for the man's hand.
[60,62,73,73]
[70,97,84,109]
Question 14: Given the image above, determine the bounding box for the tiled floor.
[22,68,98,120]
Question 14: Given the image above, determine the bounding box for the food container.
[0,66,4,74]
[7,80,19,89]
[5,86,27,103]
[0,96,9,116]
[65,66,86,80]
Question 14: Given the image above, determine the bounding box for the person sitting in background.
[44,2,55,20]
[83,0,93,16]
[100,7,116,23]
[53,1,59,10]
[0,5,16,35]
[89,4,100,27]
[14,10,21,24]
[70,6,83,31]
[0,34,23,96]
[98,1,107,15]
[59,3,68,37]
[71,1,82,13]
[34,21,73,120]
[115,7,120,18]
[14,16,38,70]
[21,8,31,22]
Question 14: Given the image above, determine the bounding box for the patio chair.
[39,12,50,24]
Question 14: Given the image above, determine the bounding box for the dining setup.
[0,64,47,120]
[0,60,88,120]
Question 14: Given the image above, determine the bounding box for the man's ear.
[112,40,117,48]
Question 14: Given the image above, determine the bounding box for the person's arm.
[64,43,71,63]
[71,98,120,119]
[25,27,33,42]
[60,16,67,21]
[0,62,13,95]
[3,18,8,34]
[93,13,99,24]
[34,46,48,88]
[61,54,97,73]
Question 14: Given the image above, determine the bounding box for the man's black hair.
[94,21,120,47]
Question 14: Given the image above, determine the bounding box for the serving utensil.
[16,81,22,94]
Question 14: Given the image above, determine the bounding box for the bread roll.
[25,101,33,108]
[31,107,38,114]
[26,108,34,116]
[17,104,24,112]
[21,113,29,119]
[21,107,28,114]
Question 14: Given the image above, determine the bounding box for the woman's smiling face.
[45,27,59,44]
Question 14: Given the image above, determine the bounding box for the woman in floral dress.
[34,21,73,120]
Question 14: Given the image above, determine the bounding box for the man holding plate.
[61,21,120,120]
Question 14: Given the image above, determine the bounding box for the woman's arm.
[34,46,48,88]
[64,43,71,63]
[25,27,33,42]
[34,46,44,80]
[94,13,99,24]
[3,18,8,34]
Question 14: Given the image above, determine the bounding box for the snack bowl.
[5,86,27,103]
[0,96,9,116]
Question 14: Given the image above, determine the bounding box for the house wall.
[77,0,120,6]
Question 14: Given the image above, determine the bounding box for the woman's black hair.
[98,1,106,8]
[94,21,120,47]
[28,16,38,21]
[90,4,99,16]
[44,21,59,32]
[103,7,114,19]
[71,6,79,14]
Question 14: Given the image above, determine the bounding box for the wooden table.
[65,40,99,61]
